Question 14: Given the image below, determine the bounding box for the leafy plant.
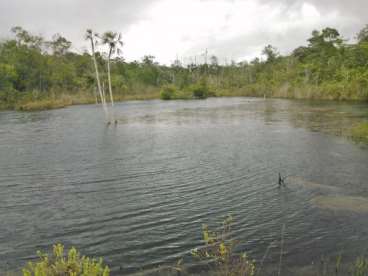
[352,257,368,276]
[190,80,209,99]
[22,244,110,276]
[191,215,256,276]
[160,84,177,100]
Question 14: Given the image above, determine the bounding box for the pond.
[0,97,368,275]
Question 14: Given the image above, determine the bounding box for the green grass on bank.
[351,122,368,142]
[1,83,367,112]
[15,94,96,111]
[0,86,161,112]
[214,83,368,101]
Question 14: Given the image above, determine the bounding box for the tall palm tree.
[101,31,123,123]
[85,29,109,122]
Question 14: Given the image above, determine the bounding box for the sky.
[0,0,367,65]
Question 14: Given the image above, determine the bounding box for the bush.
[160,85,177,100]
[191,83,209,99]
[22,244,110,276]
[0,89,19,109]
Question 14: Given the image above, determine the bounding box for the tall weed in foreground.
[21,244,109,276]
[191,215,256,276]
[352,257,368,276]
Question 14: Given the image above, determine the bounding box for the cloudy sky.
[0,0,366,64]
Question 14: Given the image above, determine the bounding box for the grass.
[213,83,368,101]
[1,82,367,112]
[15,98,73,111]
[351,122,368,142]
[7,87,161,112]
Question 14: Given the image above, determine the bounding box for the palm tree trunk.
[90,36,109,122]
[107,49,115,122]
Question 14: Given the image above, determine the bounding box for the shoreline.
[1,91,367,113]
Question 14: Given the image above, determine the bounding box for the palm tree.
[101,31,123,123]
[85,29,109,122]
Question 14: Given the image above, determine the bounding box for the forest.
[0,25,367,110]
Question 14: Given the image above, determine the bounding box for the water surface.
[1,98,368,275]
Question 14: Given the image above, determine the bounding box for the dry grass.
[12,88,161,112]
[15,97,73,111]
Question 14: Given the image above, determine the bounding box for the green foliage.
[357,25,368,44]
[1,24,368,111]
[190,79,209,99]
[0,63,17,90]
[160,84,195,100]
[160,84,177,100]
[262,45,279,63]
[191,84,208,99]
[22,244,110,276]
[48,34,72,56]
[351,122,368,142]
[352,257,368,276]
[191,215,256,276]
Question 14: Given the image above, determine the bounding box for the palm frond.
[85,29,93,40]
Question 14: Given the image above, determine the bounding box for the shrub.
[22,244,110,276]
[0,90,18,109]
[160,85,177,100]
[191,83,209,99]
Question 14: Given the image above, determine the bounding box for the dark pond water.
[1,97,368,275]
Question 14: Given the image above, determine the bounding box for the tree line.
[0,25,367,110]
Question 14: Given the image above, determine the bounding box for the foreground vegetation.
[0,25,368,111]
[21,244,109,276]
[15,217,368,276]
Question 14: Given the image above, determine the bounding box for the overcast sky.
[0,0,366,64]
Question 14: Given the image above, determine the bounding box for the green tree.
[48,33,72,56]
[11,26,44,50]
[262,45,279,63]
[357,24,368,44]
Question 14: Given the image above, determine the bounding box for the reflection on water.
[312,196,368,213]
[0,98,368,275]
[287,176,341,193]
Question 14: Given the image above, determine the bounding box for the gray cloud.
[0,0,159,50]
[258,0,367,35]
[185,0,367,63]
[261,0,368,19]
[0,0,366,63]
